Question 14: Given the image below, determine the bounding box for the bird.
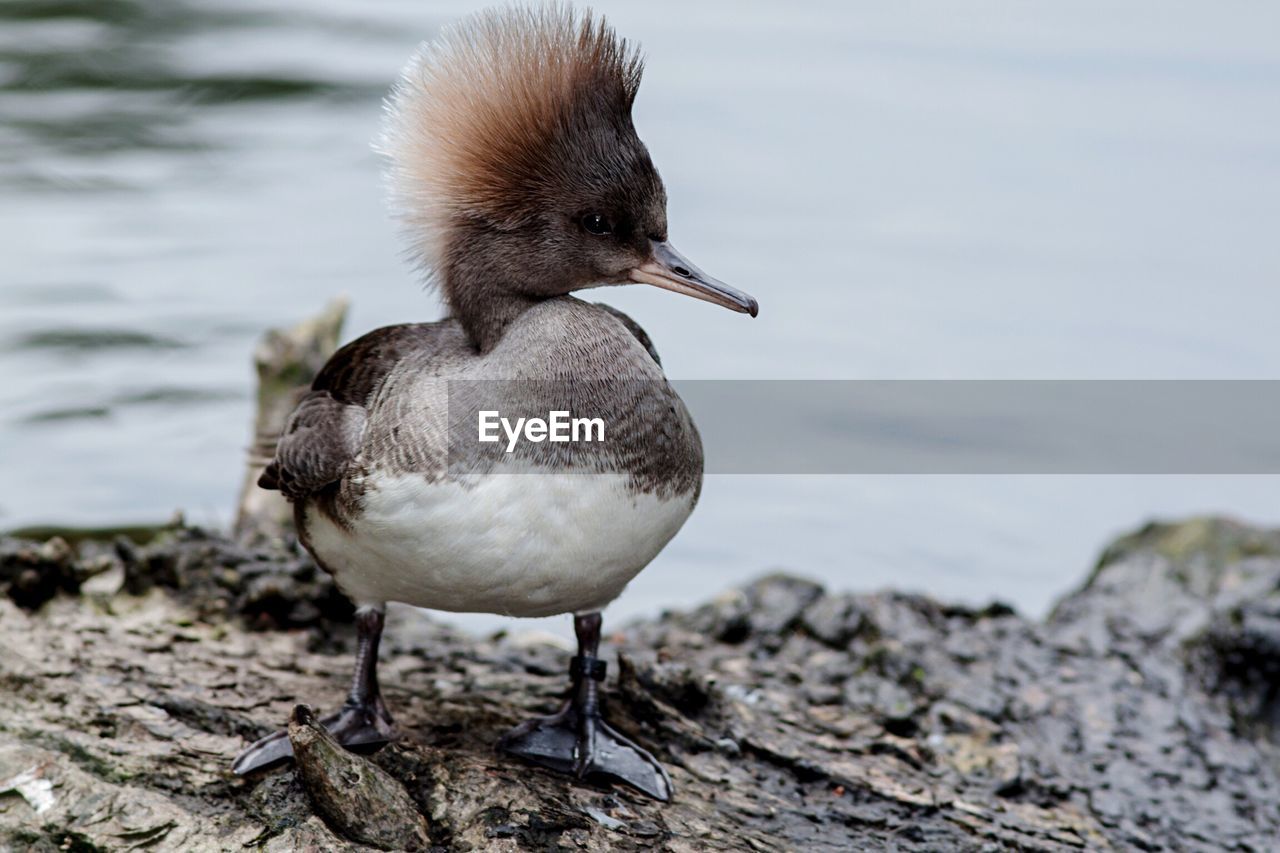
[231,4,757,801]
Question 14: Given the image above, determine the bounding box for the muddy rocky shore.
[1,516,1279,851]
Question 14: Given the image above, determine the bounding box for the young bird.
[232,4,757,801]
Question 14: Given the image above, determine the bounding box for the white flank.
[305,470,694,618]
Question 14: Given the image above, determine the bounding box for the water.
[2,0,1279,634]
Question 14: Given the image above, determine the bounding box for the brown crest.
[378,4,645,280]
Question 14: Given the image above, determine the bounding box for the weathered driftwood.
[2,517,1279,851]
[233,298,348,546]
[288,704,432,850]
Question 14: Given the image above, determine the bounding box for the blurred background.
[2,0,1278,633]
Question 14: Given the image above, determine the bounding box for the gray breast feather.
[259,390,367,500]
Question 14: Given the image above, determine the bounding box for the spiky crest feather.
[377,4,644,283]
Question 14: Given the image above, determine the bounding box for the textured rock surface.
[1,517,1278,850]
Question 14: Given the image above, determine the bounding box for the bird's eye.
[581,213,613,236]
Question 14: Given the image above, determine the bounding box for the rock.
[289,705,432,850]
[1049,517,1280,651]
[1,516,1279,850]
[0,536,77,609]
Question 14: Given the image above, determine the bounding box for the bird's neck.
[441,228,542,353]
[447,280,538,353]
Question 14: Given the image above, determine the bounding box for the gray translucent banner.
[443,380,1280,474]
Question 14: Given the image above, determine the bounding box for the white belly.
[304,470,696,617]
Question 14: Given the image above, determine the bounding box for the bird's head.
[379,5,756,348]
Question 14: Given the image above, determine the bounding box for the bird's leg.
[232,605,395,775]
[498,612,672,801]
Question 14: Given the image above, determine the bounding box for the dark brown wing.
[258,322,454,500]
[311,322,449,405]
[594,303,661,365]
[260,391,366,500]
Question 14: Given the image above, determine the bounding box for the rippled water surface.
[3,0,1279,630]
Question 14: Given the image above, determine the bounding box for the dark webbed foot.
[499,614,673,801]
[232,606,393,776]
[499,694,672,801]
[232,699,394,775]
